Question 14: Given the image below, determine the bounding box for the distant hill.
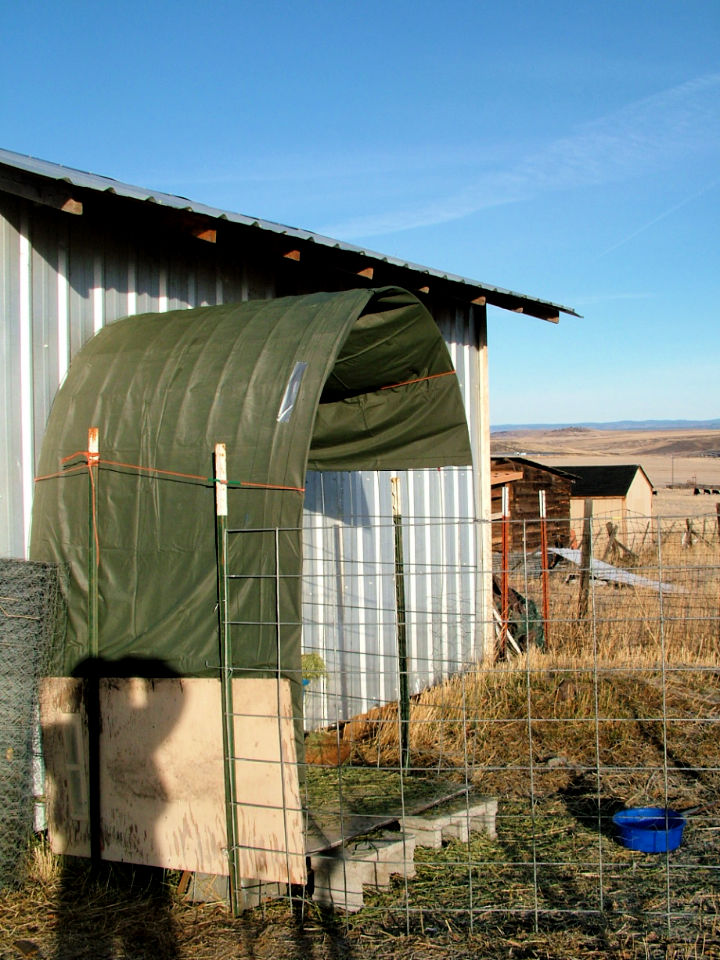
[491,419,720,433]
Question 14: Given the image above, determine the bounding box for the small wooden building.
[491,456,575,552]
[563,464,654,546]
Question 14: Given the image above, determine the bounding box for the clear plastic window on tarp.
[277,362,308,423]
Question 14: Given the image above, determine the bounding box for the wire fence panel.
[0,559,61,889]
[285,511,720,944]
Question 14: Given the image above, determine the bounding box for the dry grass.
[2,529,720,958]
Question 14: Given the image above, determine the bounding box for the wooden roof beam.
[0,168,82,215]
[192,226,217,243]
[490,469,524,485]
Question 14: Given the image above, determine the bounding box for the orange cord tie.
[35,454,305,493]
[380,370,456,390]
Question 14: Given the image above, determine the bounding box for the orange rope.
[99,458,208,483]
[60,450,91,464]
[238,480,305,493]
[381,370,456,390]
[34,465,88,483]
[35,454,305,493]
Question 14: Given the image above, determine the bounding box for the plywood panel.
[40,677,305,884]
[232,679,306,884]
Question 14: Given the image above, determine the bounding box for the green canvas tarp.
[31,286,472,734]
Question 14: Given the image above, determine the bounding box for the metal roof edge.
[0,146,580,321]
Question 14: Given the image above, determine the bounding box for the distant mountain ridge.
[491,418,720,433]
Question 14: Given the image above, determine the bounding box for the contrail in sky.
[320,72,720,239]
[596,178,720,257]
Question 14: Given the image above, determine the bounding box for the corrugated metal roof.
[0,146,579,323]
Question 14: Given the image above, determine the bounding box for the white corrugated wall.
[1,194,488,725]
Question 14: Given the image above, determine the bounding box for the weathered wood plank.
[40,677,305,884]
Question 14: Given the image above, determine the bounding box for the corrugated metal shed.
[1,146,576,722]
[0,148,579,322]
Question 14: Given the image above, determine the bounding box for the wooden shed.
[563,464,654,547]
[491,456,575,552]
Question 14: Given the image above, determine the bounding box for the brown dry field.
[492,426,720,518]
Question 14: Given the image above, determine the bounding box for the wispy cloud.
[596,177,720,257]
[319,73,720,239]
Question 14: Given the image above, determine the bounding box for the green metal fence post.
[391,477,410,770]
[214,442,241,915]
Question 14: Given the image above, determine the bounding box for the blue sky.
[3,1,719,424]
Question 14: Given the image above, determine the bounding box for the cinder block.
[347,833,417,885]
[311,832,417,911]
[442,817,470,843]
[401,797,498,847]
[467,798,498,839]
[310,849,375,912]
[400,815,445,848]
[180,872,285,909]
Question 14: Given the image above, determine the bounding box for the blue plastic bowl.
[612,807,686,853]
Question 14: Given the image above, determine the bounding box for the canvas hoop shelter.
[30,285,473,745]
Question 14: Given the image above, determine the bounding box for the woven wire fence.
[217,510,720,946]
[0,559,62,889]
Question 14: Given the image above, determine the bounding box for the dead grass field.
[492,425,720,517]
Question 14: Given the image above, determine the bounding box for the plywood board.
[231,679,306,884]
[40,677,305,884]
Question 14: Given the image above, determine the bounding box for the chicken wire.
[0,558,62,888]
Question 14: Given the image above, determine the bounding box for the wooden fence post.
[577,499,593,622]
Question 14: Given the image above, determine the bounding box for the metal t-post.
[214,443,241,916]
[87,427,99,659]
[391,477,410,769]
[86,427,101,866]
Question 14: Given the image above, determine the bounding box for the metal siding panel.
[103,242,131,324]
[196,263,219,306]
[136,252,161,315]
[19,210,33,553]
[30,215,60,473]
[67,225,95,358]
[0,199,24,556]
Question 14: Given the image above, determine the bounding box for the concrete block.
[400,815,444,848]
[310,849,375,912]
[347,833,417,885]
[180,872,285,909]
[401,797,498,847]
[467,798,498,839]
[311,832,417,911]
[442,817,470,843]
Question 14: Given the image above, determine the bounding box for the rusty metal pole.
[539,489,550,650]
[500,485,510,658]
[391,476,410,770]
